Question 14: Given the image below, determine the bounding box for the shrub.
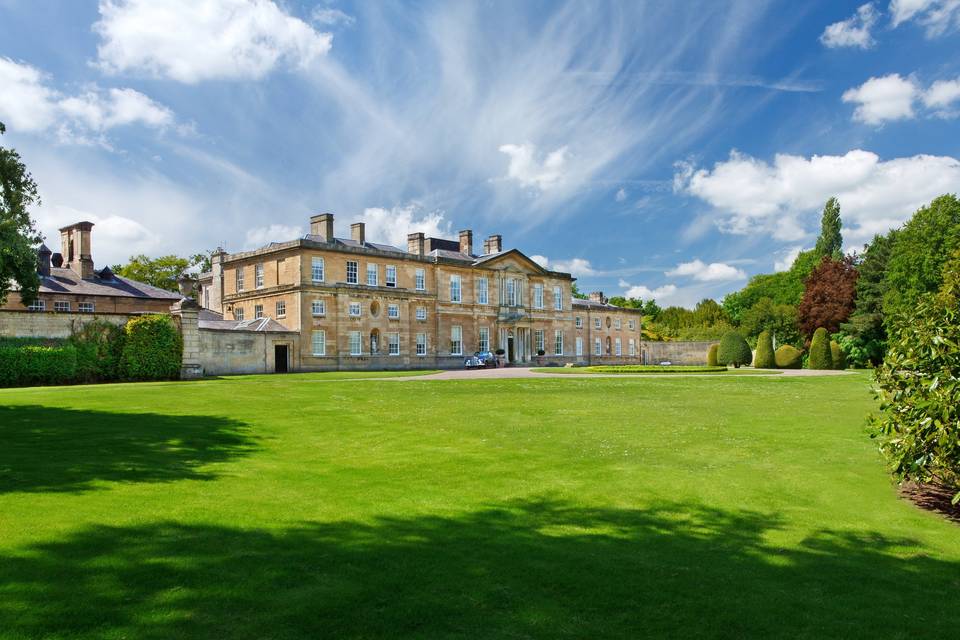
[871,251,960,504]
[706,343,719,367]
[808,327,831,369]
[774,345,803,369]
[717,331,751,368]
[830,340,846,370]
[120,314,182,381]
[69,319,126,383]
[0,344,78,387]
[753,331,775,368]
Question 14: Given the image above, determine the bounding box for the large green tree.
[739,297,801,347]
[0,122,42,305]
[114,255,191,292]
[882,194,960,330]
[814,197,842,260]
[838,231,897,366]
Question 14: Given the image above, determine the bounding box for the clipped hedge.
[830,340,846,370]
[706,343,719,367]
[753,330,776,369]
[0,344,78,387]
[120,314,182,381]
[717,331,752,368]
[808,327,832,369]
[774,345,803,369]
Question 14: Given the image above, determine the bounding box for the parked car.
[464,351,498,369]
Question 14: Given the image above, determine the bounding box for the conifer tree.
[814,197,842,260]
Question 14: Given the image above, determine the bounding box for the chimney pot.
[407,232,425,256]
[310,213,334,242]
[37,244,52,277]
[350,222,365,245]
[458,229,473,256]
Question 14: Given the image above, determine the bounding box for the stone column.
[170,298,204,379]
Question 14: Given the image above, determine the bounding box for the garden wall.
[642,341,715,366]
[0,310,129,339]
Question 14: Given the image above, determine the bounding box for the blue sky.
[1,0,958,307]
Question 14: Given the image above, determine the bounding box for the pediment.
[475,250,550,276]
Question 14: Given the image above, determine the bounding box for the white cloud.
[38,205,162,262]
[498,143,569,191]
[95,0,332,83]
[842,74,918,125]
[922,77,960,116]
[676,148,960,245]
[550,258,596,277]
[530,255,550,268]
[774,246,805,272]
[665,259,746,282]
[820,3,879,48]
[615,187,627,202]
[244,224,304,249]
[623,283,677,301]
[311,6,355,27]
[889,0,960,37]
[350,204,451,248]
[0,57,173,142]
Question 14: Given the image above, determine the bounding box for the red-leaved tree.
[798,255,859,338]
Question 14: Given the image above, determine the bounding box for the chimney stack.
[37,243,52,277]
[59,221,95,279]
[407,232,425,256]
[589,291,606,304]
[350,222,365,245]
[310,213,334,242]
[484,234,502,254]
[458,229,473,256]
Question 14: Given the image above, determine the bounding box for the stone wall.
[198,329,299,376]
[0,310,129,339]
[642,341,716,366]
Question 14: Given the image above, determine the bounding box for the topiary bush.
[871,251,960,504]
[717,331,751,368]
[0,344,78,387]
[830,340,846,370]
[706,343,719,367]
[70,319,127,383]
[753,331,775,368]
[808,327,831,369]
[774,345,803,369]
[120,314,182,381]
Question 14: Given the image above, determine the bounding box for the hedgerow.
[120,315,182,381]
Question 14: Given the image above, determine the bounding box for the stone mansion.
[198,213,643,371]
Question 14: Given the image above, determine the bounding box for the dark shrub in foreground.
[753,331,775,369]
[70,320,126,383]
[717,332,751,368]
[808,328,832,370]
[121,315,182,380]
[774,345,803,369]
[871,252,960,504]
[707,344,719,367]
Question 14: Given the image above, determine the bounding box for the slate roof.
[301,235,406,254]
[32,268,182,300]
[198,315,296,332]
[572,298,643,313]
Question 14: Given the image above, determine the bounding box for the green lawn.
[1,372,958,638]
[530,365,780,374]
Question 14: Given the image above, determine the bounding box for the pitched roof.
[198,316,296,332]
[33,268,181,300]
[572,298,643,313]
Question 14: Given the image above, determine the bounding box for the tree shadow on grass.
[1,498,957,639]
[0,405,256,494]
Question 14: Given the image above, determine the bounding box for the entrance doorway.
[507,336,515,364]
[274,344,288,373]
